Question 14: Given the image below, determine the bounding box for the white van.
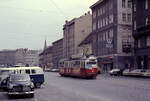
[0,67,45,88]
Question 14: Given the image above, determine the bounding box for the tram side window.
[31,69,36,74]
[81,62,85,67]
[74,61,80,67]
[25,69,30,74]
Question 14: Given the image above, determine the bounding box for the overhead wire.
[47,0,67,19]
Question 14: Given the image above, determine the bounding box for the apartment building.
[90,0,134,72]
[52,38,63,69]
[63,12,92,59]
[132,0,150,69]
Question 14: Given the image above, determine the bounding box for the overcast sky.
[0,0,97,50]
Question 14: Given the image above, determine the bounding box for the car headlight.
[8,84,13,89]
[31,83,34,88]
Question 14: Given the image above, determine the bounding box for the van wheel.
[8,94,13,99]
[35,83,41,88]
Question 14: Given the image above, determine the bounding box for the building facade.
[52,38,63,69]
[39,46,53,70]
[0,49,40,67]
[132,0,150,69]
[63,12,92,59]
[24,50,40,66]
[0,50,16,67]
[90,0,134,72]
[15,48,40,66]
[77,33,93,56]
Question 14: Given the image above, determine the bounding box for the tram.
[59,55,98,79]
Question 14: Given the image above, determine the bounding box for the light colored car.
[51,69,59,72]
[124,69,146,77]
[131,69,146,76]
[123,69,132,76]
[109,69,121,76]
[143,70,150,77]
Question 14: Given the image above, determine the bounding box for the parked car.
[0,72,10,90]
[7,74,34,98]
[130,69,146,77]
[109,69,122,76]
[143,70,150,77]
[123,69,146,77]
[51,69,59,72]
[123,69,132,76]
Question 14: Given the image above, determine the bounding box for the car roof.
[10,74,29,77]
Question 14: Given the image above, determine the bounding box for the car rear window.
[31,69,36,74]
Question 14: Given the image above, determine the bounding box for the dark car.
[7,74,34,98]
[0,72,10,90]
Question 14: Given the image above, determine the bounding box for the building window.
[134,21,136,30]
[103,32,105,41]
[100,19,102,28]
[105,17,108,25]
[103,6,105,14]
[92,22,96,30]
[133,4,136,12]
[147,36,150,46]
[122,0,126,8]
[109,1,113,10]
[127,13,131,22]
[128,0,132,8]
[109,29,114,38]
[138,39,141,48]
[103,18,105,27]
[109,14,113,23]
[93,11,96,19]
[98,19,100,29]
[145,0,148,10]
[122,13,126,22]
[146,17,149,25]
[105,31,108,41]
[98,9,100,16]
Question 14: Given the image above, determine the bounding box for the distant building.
[52,38,63,69]
[39,46,53,70]
[15,48,40,66]
[90,0,134,72]
[63,12,92,59]
[0,50,16,67]
[0,48,40,67]
[132,0,150,69]
[24,50,40,66]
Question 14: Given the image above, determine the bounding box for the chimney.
[65,20,68,23]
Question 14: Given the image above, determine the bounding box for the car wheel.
[8,94,13,99]
[35,83,41,88]
[29,93,34,98]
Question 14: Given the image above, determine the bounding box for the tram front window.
[86,62,97,68]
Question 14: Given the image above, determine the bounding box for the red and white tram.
[59,55,98,79]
